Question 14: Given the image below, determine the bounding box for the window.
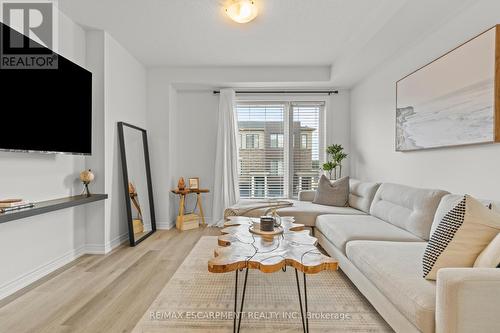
[237,102,324,199]
[270,133,284,148]
[270,160,283,175]
[292,103,322,197]
[245,134,259,149]
[301,134,308,149]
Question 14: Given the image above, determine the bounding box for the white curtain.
[212,88,240,226]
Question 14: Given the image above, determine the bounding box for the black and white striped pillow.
[423,197,466,278]
[422,195,500,280]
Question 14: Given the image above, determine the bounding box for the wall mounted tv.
[0,22,92,155]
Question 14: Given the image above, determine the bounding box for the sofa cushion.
[313,175,349,207]
[348,178,380,213]
[240,200,365,226]
[430,193,500,236]
[346,241,435,333]
[316,214,423,254]
[370,183,448,241]
[474,233,500,268]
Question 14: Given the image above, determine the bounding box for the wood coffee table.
[208,216,338,333]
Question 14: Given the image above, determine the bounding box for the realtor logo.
[0,0,58,69]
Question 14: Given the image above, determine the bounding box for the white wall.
[0,14,148,299]
[147,72,350,228]
[0,11,89,299]
[174,91,219,223]
[146,66,335,228]
[105,34,148,245]
[350,0,500,200]
[85,30,148,251]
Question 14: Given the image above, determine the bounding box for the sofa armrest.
[436,268,500,333]
[298,190,315,202]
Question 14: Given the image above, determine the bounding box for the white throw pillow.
[423,195,500,280]
[474,233,500,268]
[313,175,349,207]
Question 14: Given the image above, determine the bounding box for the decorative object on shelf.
[178,177,186,191]
[188,177,199,189]
[225,0,258,24]
[80,169,95,197]
[0,194,107,223]
[0,199,25,208]
[171,187,209,231]
[322,144,348,180]
[396,25,500,151]
[0,199,34,213]
[128,182,144,235]
[118,122,157,246]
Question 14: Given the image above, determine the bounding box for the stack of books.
[0,199,34,213]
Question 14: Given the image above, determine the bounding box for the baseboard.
[0,244,87,300]
[85,232,129,254]
[0,232,130,300]
[156,219,175,230]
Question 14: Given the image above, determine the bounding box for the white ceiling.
[58,0,476,87]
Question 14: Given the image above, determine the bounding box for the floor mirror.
[118,122,156,246]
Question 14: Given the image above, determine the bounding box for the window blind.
[237,104,286,198]
[236,101,324,199]
[291,102,323,197]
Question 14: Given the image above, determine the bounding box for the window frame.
[300,133,308,149]
[270,133,284,148]
[245,133,259,149]
[236,98,326,199]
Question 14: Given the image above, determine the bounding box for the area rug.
[132,236,392,332]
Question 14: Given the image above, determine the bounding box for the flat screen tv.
[0,23,92,155]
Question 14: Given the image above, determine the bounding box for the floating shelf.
[0,194,108,224]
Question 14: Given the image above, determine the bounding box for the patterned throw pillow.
[422,195,500,280]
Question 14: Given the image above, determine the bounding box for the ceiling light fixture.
[225,0,258,24]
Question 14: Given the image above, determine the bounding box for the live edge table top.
[208,216,338,274]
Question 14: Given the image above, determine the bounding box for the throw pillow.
[474,233,500,268]
[313,175,349,207]
[422,195,500,280]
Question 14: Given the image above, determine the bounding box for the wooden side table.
[171,188,209,230]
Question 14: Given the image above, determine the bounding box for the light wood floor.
[0,227,220,333]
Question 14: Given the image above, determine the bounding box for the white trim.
[157,220,175,230]
[85,232,129,254]
[0,244,86,300]
[0,232,131,300]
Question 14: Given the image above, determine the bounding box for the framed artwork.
[396,25,500,151]
[189,177,199,189]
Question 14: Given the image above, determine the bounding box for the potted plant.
[323,144,348,180]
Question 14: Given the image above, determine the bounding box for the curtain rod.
[212,90,339,95]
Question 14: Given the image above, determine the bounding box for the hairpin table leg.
[295,268,306,333]
[233,268,249,333]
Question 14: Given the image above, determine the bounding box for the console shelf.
[0,194,108,224]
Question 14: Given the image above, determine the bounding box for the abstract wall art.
[396,25,500,151]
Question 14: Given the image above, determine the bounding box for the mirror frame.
[117,122,157,246]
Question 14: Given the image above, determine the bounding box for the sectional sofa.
[241,179,500,333]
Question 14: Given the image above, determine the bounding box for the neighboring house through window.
[236,102,324,199]
[270,133,284,148]
[245,134,259,149]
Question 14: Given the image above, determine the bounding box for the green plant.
[324,144,348,179]
[321,161,337,180]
